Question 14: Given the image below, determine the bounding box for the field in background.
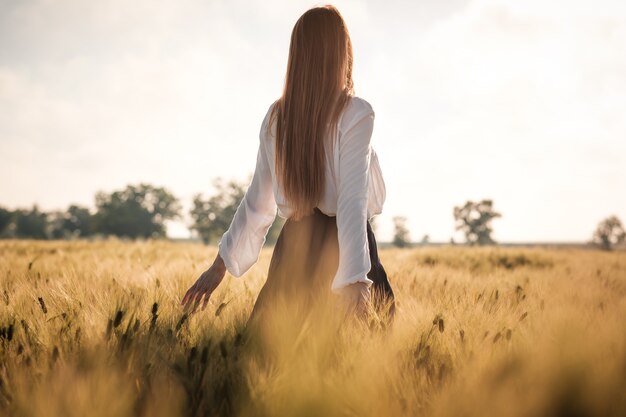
[1,240,625,417]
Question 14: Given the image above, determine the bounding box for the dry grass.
[1,239,625,417]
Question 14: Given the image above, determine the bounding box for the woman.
[181,5,395,329]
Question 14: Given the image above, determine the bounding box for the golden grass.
[1,239,625,417]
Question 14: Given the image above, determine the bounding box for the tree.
[94,183,181,238]
[49,205,94,239]
[392,216,410,248]
[266,215,286,246]
[64,205,95,237]
[48,210,68,239]
[454,199,501,245]
[0,207,13,237]
[190,178,247,244]
[14,205,48,239]
[189,177,284,245]
[592,215,625,251]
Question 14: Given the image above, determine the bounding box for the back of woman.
[261,95,386,225]
[181,5,396,335]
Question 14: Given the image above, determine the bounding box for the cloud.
[358,0,626,241]
[0,0,624,241]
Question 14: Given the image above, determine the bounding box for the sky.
[1,0,625,243]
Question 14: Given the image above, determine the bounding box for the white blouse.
[217,96,386,293]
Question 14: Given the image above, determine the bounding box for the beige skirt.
[245,207,395,335]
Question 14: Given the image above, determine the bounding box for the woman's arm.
[181,104,277,313]
[332,101,375,294]
[181,253,227,313]
[216,132,277,277]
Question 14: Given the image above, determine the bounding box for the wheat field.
[0,240,624,417]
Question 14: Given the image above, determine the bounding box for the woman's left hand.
[336,281,372,320]
[181,255,227,314]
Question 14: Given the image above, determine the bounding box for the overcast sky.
[1,0,625,242]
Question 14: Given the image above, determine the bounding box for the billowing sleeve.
[217,106,277,277]
[330,102,376,293]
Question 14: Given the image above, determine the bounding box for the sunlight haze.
[1,0,625,242]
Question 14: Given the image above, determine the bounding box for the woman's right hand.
[181,254,227,314]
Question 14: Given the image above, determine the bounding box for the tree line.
[0,180,287,245]
[1,183,624,250]
[389,199,624,251]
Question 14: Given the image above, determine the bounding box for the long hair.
[268,5,354,221]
